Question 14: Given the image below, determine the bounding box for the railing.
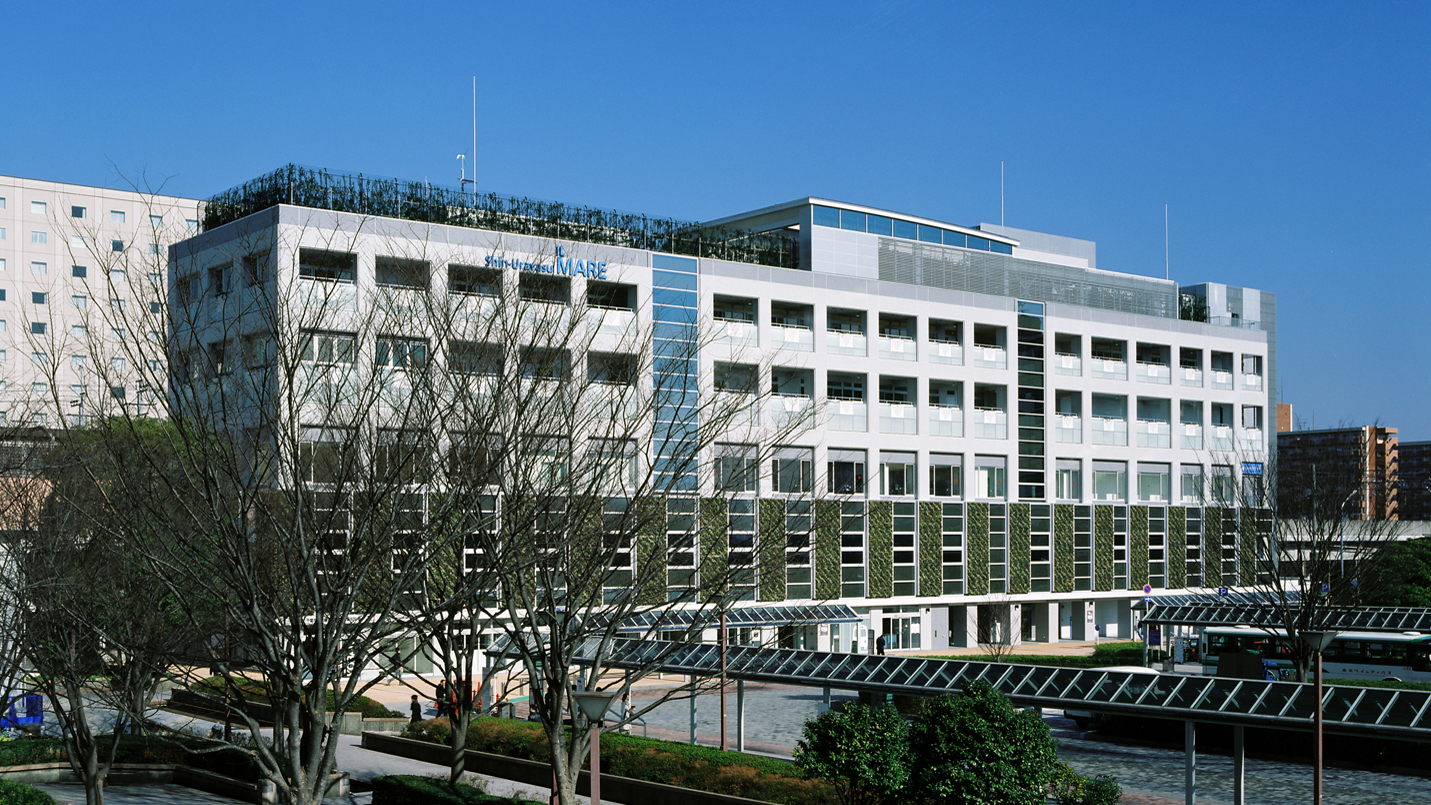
[772,325,813,352]
[1091,359,1127,381]
[973,408,1008,439]
[770,396,815,430]
[1210,425,1234,451]
[1210,370,1233,390]
[1054,414,1081,444]
[827,330,866,357]
[1241,428,1265,452]
[879,403,918,434]
[1180,423,1204,450]
[827,400,868,432]
[1091,417,1128,446]
[878,336,916,361]
[593,308,637,339]
[928,406,963,437]
[1135,362,1171,385]
[1180,367,1203,387]
[971,346,1006,370]
[929,341,963,366]
[1243,373,1263,391]
[1054,354,1081,376]
[1136,420,1171,448]
[715,318,758,348]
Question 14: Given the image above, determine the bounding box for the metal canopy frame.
[488,638,1431,741]
[614,604,862,633]
[1144,603,1431,633]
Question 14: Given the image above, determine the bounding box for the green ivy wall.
[1129,506,1150,590]
[867,501,893,599]
[1168,507,1188,588]
[1094,506,1115,592]
[1054,504,1075,593]
[758,499,786,602]
[965,502,990,596]
[1009,503,1032,595]
[919,502,943,597]
[699,498,729,598]
[814,500,841,600]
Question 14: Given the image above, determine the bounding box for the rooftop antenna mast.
[1000,160,1005,226]
[1164,203,1169,280]
[459,76,477,199]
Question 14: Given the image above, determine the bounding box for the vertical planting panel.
[1009,503,1032,595]
[867,500,893,599]
[699,498,729,597]
[1054,504,1076,593]
[965,502,991,596]
[1168,507,1188,589]
[1129,506,1150,591]
[919,501,943,597]
[758,499,786,602]
[1094,505,1115,592]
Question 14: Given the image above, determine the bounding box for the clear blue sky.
[6,1,1427,438]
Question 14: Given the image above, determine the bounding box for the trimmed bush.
[0,779,56,805]
[195,677,402,718]
[372,774,535,804]
[1048,761,1121,805]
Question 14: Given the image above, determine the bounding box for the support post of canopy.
[736,680,745,752]
[1184,720,1196,805]
[1233,725,1245,805]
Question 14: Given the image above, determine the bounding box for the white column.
[736,680,745,752]
[1184,720,1196,805]
[689,683,698,744]
[1233,725,1245,805]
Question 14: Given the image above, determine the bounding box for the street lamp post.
[571,690,619,805]
[1301,631,1337,805]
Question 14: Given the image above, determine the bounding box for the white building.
[0,175,201,427]
[174,166,1275,656]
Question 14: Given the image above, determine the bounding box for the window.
[245,334,274,368]
[149,214,163,227]
[929,454,962,498]
[111,240,124,252]
[448,264,500,297]
[33,382,49,395]
[69,205,86,218]
[32,292,46,304]
[1093,461,1127,501]
[242,251,271,286]
[713,295,756,323]
[148,244,160,256]
[31,351,47,365]
[716,444,760,492]
[880,452,915,496]
[70,235,85,248]
[300,331,356,364]
[1211,465,1235,504]
[186,219,199,232]
[1181,465,1204,504]
[31,231,47,244]
[178,274,200,306]
[150,301,161,314]
[1056,459,1081,501]
[110,327,124,342]
[715,362,758,394]
[518,274,570,305]
[111,356,127,372]
[375,430,430,484]
[448,341,501,376]
[299,428,348,484]
[208,342,227,377]
[298,249,356,283]
[31,201,47,215]
[771,447,813,493]
[591,438,638,492]
[111,210,125,223]
[974,455,1007,499]
[71,295,86,309]
[518,347,569,380]
[827,450,866,494]
[376,336,428,369]
[31,262,47,275]
[209,263,231,296]
[587,352,637,385]
[375,256,429,289]
[71,325,87,339]
[72,265,87,278]
[0,350,5,363]
[110,298,125,312]
[1138,462,1171,502]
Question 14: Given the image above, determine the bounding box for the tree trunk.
[448,710,468,784]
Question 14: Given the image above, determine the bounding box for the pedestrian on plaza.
[409,695,422,723]
[875,634,886,655]
[435,680,448,718]
[391,650,403,681]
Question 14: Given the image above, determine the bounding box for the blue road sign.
[1218,587,1229,598]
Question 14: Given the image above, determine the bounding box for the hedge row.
[404,717,837,805]
[0,779,55,805]
[195,677,402,718]
[372,774,538,804]
[0,734,258,778]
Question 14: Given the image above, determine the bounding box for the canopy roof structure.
[490,638,1431,741]
[613,604,861,634]
[1147,590,1302,607]
[1143,603,1431,633]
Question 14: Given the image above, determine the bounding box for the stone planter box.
[362,732,772,805]
[0,762,347,804]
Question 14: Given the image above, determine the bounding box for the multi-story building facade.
[0,175,201,428]
[175,166,1275,655]
[1396,441,1430,522]
[1277,426,1399,521]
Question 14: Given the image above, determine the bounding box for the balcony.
[1210,426,1234,451]
[973,408,1008,440]
[1136,419,1171,449]
[1055,354,1082,376]
[715,318,758,348]
[827,400,868,432]
[589,385,642,421]
[591,308,637,339]
[1241,428,1265,452]
[1091,359,1127,381]
[1210,370,1234,390]
[971,345,1007,370]
[1181,423,1204,450]
[1243,373,1263,391]
[1054,414,1082,444]
[1135,362,1171,385]
[715,391,759,429]
[879,402,918,434]
[770,395,815,431]
[1091,416,1128,446]
[1180,367,1203,387]
[929,341,963,366]
[772,325,813,352]
[928,405,963,437]
[827,330,866,357]
[878,335,916,361]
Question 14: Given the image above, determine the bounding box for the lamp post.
[571,690,619,805]
[1301,631,1337,805]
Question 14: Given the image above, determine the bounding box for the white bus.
[1201,627,1431,683]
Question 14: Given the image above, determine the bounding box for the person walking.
[875,634,886,655]
[409,695,423,723]
[435,680,448,718]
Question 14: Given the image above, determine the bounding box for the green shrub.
[371,774,535,804]
[906,683,1058,805]
[402,717,454,747]
[1048,761,1120,805]
[795,702,908,805]
[1080,774,1122,805]
[0,778,56,804]
[0,738,67,767]
[194,677,402,718]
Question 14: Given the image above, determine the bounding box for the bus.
[1201,627,1431,683]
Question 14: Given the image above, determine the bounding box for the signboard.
[1148,626,1161,648]
[1217,587,1229,598]
[1320,582,1331,596]
[1174,637,1186,664]
[1143,584,1153,595]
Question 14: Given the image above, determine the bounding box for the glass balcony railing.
[1136,420,1171,448]
[1091,416,1128,446]
[771,324,812,352]
[1210,370,1234,390]
[827,400,868,432]
[1244,373,1263,391]
[715,391,759,428]
[827,330,866,357]
[973,408,1008,439]
[928,405,963,437]
[1054,414,1082,443]
[878,336,916,361]
[715,318,758,348]
[879,402,918,434]
[592,308,636,338]
[971,346,1007,370]
[929,341,963,366]
[1054,354,1082,376]
[1181,423,1204,450]
[1241,428,1265,452]
[770,395,814,430]
[1180,367,1203,387]
[1091,358,1127,381]
[1135,362,1171,385]
[1210,425,1234,451]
